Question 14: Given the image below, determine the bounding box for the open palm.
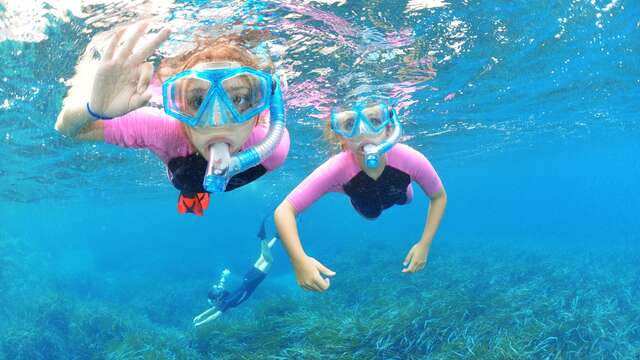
[89,22,170,118]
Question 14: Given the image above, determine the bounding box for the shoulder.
[322,151,357,172]
[387,143,429,164]
[299,151,355,185]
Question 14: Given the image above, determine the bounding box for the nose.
[358,119,370,134]
[203,97,223,127]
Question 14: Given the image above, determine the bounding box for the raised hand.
[88,22,171,119]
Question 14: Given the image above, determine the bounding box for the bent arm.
[419,187,447,247]
[55,106,105,141]
[54,57,105,140]
[274,201,306,266]
[392,144,446,247]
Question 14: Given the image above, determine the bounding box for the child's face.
[182,61,259,158]
[333,104,391,154]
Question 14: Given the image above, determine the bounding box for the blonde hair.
[322,117,344,154]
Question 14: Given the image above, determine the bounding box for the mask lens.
[335,111,357,136]
[168,76,212,117]
[363,105,388,131]
[221,73,267,119]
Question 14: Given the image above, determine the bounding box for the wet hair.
[157,38,259,81]
[156,28,275,80]
[322,117,344,154]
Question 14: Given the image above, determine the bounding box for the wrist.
[85,102,113,120]
[418,237,433,247]
[291,253,309,267]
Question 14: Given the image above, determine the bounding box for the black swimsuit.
[167,153,267,196]
[210,267,267,313]
[343,166,411,219]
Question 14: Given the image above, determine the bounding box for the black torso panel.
[342,165,411,219]
[167,153,267,196]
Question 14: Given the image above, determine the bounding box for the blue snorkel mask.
[162,66,286,192]
[330,101,402,169]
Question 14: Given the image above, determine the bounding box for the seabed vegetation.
[1,234,638,359]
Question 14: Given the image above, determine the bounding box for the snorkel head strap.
[363,107,401,169]
[203,77,286,192]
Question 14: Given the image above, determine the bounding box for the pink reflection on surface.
[384,28,415,48]
[286,76,334,117]
[278,0,359,37]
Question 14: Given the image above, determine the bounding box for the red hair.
[156,32,273,81]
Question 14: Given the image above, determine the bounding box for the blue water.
[1,0,639,359]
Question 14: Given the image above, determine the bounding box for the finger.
[131,27,171,64]
[410,260,425,273]
[304,281,320,292]
[115,21,150,60]
[104,28,126,61]
[313,277,329,291]
[299,281,314,291]
[137,62,154,93]
[132,90,152,109]
[313,259,336,277]
[403,251,414,267]
[402,259,417,273]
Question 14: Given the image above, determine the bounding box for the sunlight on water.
[0,1,638,359]
[0,0,637,203]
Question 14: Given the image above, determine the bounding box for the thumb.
[314,259,336,277]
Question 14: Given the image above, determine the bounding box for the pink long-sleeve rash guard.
[102,82,290,194]
[285,144,442,219]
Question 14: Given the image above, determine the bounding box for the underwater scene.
[1,0,639,359]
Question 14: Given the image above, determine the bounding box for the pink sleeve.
[285,152,355,214]
[389,144,443,197]
[244,124,290,171]
[103,106,191,163]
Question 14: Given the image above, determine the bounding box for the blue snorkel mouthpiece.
[203,142,231,193]
[364,145,380,168]
[202,78,286,192]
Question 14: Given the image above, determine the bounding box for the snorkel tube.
[203,78,286,192]
[362,108,402,169]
